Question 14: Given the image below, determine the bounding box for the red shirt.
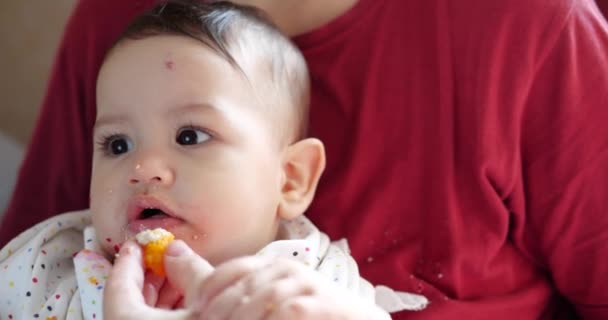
[3,0,608,318]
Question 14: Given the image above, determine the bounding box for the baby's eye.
[176,127,211,145]
[108,136,132,155]
[98,134,133,156]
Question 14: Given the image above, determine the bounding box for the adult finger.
[204,259,299,319]
[143,270,165,306]
[226,259,317,320]
[266,296,319,320]
[156,279,183,309]
[227,277,310,320]
[104,241,146,309]
[193,256,269,310]
[163,240,214,308]
[104,240,199,320]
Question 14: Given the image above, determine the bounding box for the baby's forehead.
[101,35,302,140]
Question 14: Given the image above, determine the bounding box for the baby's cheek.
[102,235,123,255]
[92,224,123,256]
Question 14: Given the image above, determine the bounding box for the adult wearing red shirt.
[3,0,608,319]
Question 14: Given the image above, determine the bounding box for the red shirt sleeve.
[0,0,155,247]
[513,1,608,318]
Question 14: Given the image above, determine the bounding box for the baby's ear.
[277,138,326,220]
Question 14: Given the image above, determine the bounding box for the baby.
[0,1,427,319]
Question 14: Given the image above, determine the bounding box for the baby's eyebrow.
[167,102,222,117]
[94,114,131,130]
[93,103,227,132]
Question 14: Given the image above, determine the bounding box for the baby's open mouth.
[126,196,183,234]
[140,208,169,219]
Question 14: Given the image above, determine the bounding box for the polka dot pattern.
[256,215,428,314]
[1,210,427,318]
[0,210,103,319]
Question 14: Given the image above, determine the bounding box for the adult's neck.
[230,0,359,36]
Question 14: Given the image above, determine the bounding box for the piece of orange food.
[135,228,175,277]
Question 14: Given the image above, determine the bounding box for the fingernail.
[143,283,158,306]
[191,298,207,314]
[165,240,189,257]
[118,241,138,256]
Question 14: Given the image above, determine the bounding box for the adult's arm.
[514,1,608,318]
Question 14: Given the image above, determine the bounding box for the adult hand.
[105,240,387,319]
[142,269,184,309]
[103,240,212,319]
[188,253,388,320]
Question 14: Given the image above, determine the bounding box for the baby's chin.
[98,242,122,261]
[192,241,273,268]
[93,228,134,258]
[177,237,233,267]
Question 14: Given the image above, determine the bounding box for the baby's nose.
[129,160,174,186]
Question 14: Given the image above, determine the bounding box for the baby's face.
[91,35,284,265]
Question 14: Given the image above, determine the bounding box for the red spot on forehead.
[165,60,175,70]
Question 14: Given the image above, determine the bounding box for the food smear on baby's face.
[135,228,175,277]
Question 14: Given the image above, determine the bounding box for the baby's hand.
[193,256,389,320]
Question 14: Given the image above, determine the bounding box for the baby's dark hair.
[112,0,309,143]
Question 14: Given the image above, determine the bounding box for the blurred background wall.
[0,0,76,145]
[0,0,76,213]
